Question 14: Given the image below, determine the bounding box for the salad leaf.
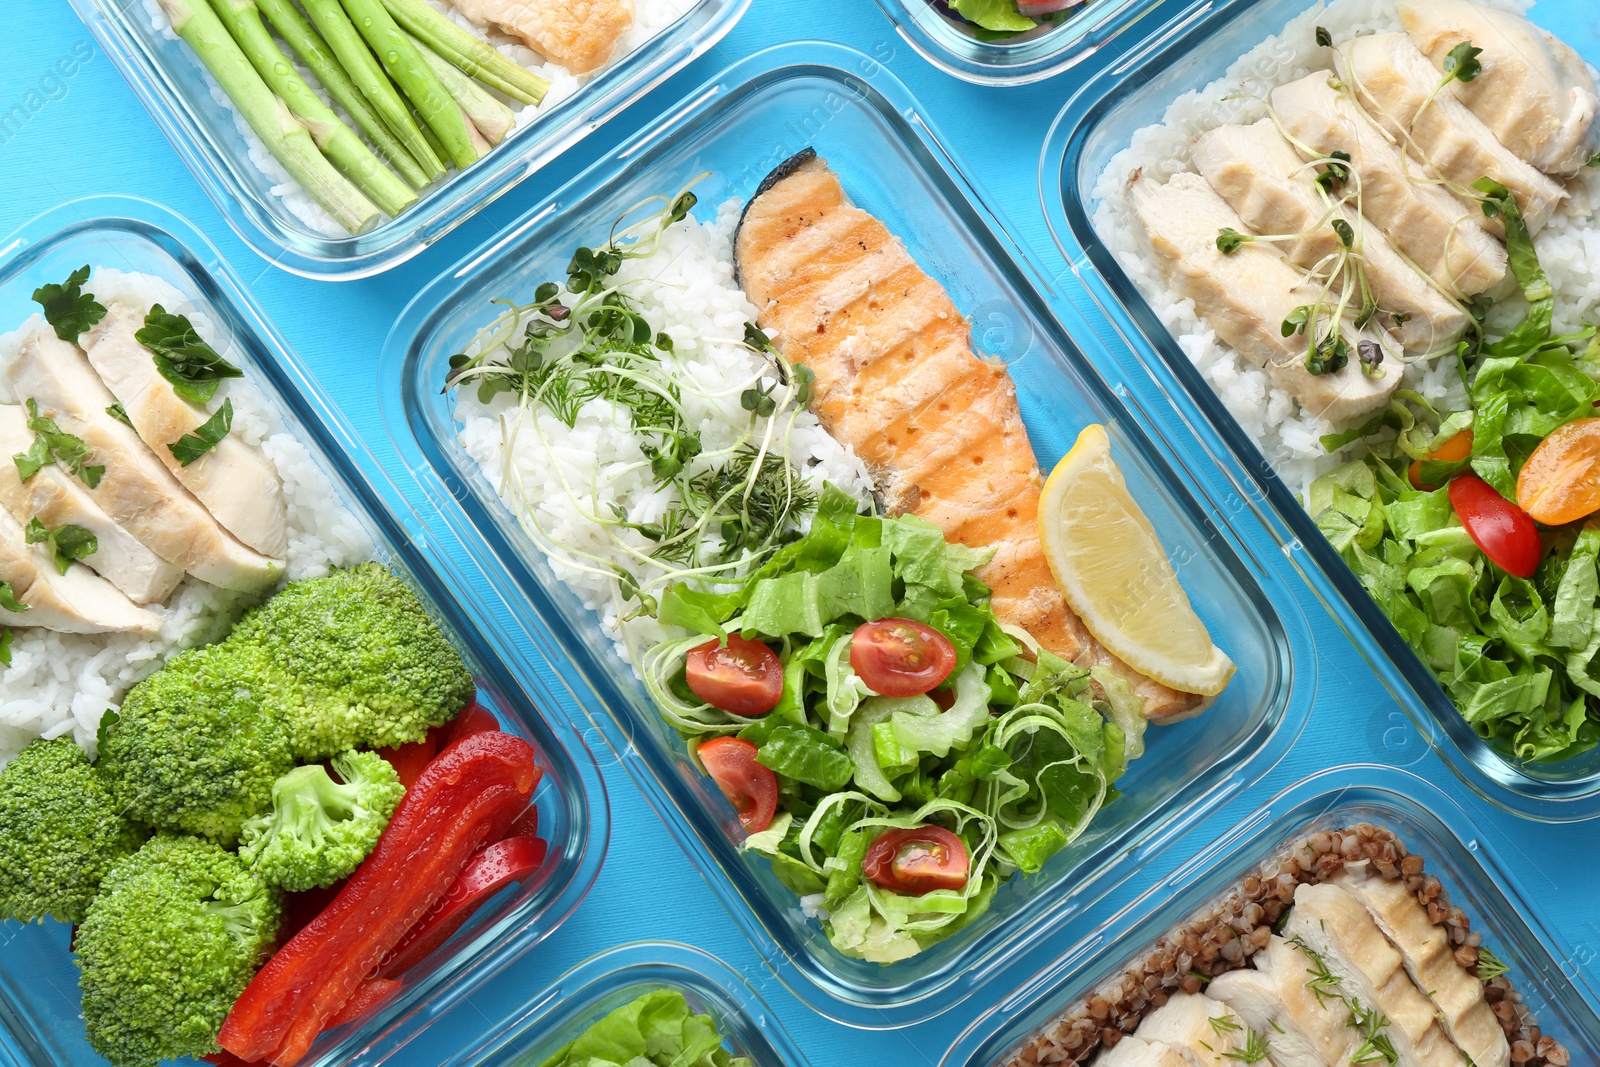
[31,265,107,343]
[657,585,741,637]
[169,398,234,466]
[1552,522,1600,650]
[998,822,1068,875]
[948,0,1037,33]
[537,988,751,1067]
[754,722,854,790]
[888,665,992,759]
[136,305,244,404]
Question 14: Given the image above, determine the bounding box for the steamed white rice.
[1093,0,1600,495]
[0,269,374,766]
[454,200,874,661]
[142,0,697,237]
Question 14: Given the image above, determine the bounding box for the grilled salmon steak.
[733,150,1206,724]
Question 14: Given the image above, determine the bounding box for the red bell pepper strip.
[325,977,401,1029]
[445,701,500,746]
[219,731,541,1066]
[375,736,437,789]
[377,833,547,978]
[502,803,538,840]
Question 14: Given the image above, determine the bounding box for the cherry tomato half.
[850,618,957,697]
[698,737,778,834]
[685,635,783,716]
[1449,474,1542,579]
[1408,429,1474,491]
[862,826,969,896]
[1516,418,1600,526]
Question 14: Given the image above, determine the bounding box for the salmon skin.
[733,149,1205,724]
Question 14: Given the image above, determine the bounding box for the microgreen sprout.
[1314,25,1332,46]
[1476,947,1510,981]
[1217,228,1252,254]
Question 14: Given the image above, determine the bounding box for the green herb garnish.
[1442,41,1483,83]
[1476,947,1510,981]
[1315,150,1352,192]
[107,402,132,426]
[1314,25,1332,46]
[1209,1013,1242,1035]
[14,399,103,488]
[1222,1029,1272,1063]
[25,517,99,574]
[1217,227,1251,254]
[0,579,26,614]
[0,628,12,668]
[1333,218,1355,248]
[168,398,234,467]
[135,305,244,404]
[31,265,107,343]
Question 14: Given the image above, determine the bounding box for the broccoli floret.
[0,737,146,924]
[239,749,405,892]
[97,644,295,844]
[76,834,280,1067]
[225,564,475,760]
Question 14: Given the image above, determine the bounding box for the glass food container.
[1037,0,1600,822]
[65,0,749,279]
[0,196,609,1067]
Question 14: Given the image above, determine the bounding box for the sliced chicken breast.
[1335,34,1568,235]
[1283,883,1469,1067]
[4,329,283,593]
[1398,0,1599,176]
[1128,170,1402,425]
[1192,120,1468,356]
[81,302,287,558]
[1097,1036,1193,1067]
[0,505,159,635]
[1332,862,1510,1067]
[1271,72,1507,296]
[448,0,634,73]
[1209,935,1363,1066]
[1134,991,1270,1067]
[0,404,183,605]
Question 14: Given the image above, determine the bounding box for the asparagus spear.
[339,0,480,170]
[300,0,445,180]
[408,30,514,145]
[378,0,548,106]
[158,0,381,235]
[212,0,416,217]
[253,0,430,190]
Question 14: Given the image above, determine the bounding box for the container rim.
[1033,0,1600,822]
[376,38,1317,1029]
[64,0,749,279]
[940,762,1600,1067]
[437,942,814,1067]
[869,0,1183,86]
[0,193,612,1067]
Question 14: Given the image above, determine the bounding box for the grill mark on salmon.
[734,149,1206,724]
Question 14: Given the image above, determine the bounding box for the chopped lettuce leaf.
[948,0,1036,33]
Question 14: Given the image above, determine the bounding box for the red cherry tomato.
[1448,474,1542,579]
[862,826,969,895]
[685,635,783,716]
[850,618,957,697]
[697,737,778,833]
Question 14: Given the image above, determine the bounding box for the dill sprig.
[1222,1028,1272,1063]
[1209,1013,1242,1035]
[1348,1003,1398,1065]
[1476,946,1510,982]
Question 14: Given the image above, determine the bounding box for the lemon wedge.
[1039,424,1234,697]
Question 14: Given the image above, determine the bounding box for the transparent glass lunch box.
[65,0,748,280]
[377,41,1317,1028]
[869,0,1172,85]
[1037,0,1600,822]
[438,942,811,1067]
[941,764,1600,1067]
[0,196,609,1067]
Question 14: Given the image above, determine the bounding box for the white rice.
[142,0,697,237]
[453,200,875,661]
[1092,0,1600,495]
[0,270,375,766]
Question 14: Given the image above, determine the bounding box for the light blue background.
[2,2,1597,1066]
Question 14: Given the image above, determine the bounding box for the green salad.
[1308,181,1600,762]
[644,485,1143,963]
[537,990,750,1067]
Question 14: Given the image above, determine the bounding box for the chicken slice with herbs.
[1132,992,1273,1067]
[735,149,1208,724]
[5,329,282,593]
[1334,33,1567,235]
[1096,1037,1192,1067]
[1332,862,1510,1067]
[1399,0,1599,176]
[81,302,287,558]
[449,0,634,73]
[1192,119,1468,356]
[1271,72,1507,297]
[1128,170,1402,425]
[0,505,160,636]
[1206,936,1360,1067]
[1282,883,1470,1067]
[0,404,183,605]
